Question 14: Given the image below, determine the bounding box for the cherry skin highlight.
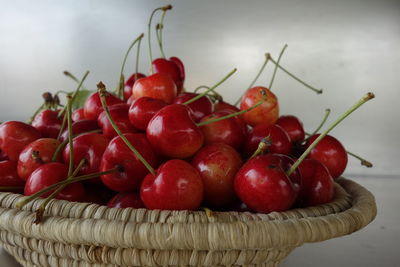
[128,97,167,131]
[173,92,213,122]
[97,104,137,138]
[276,115,305,143]
[123,73,146,100]
[131,73,177,104]
[83,92,123,120]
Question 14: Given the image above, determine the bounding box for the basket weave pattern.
[0,178,376,267]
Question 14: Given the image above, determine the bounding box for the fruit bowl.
[0,177,376,267]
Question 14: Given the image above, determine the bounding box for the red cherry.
[0,150,8,161]
[169,56,185,85]
[100,133,157,192]
[243,124,291,157]
[83,92,123,120]
[146,104,204,158]
[107,192,145,208]
[140,159,203,210]
[131,73,177,104]
[0,121,41,161]
[59,119,99,143]
[240,86,279,127]
[234,155,297,213]
[152,58,184,93]
[199,110,246,150]
[63,132,110,176]
[128,97,167,131]
[123,73,146,100]
[0,160,25,192]
[192,143,242,207]
[297,159,334,207]
[214,101,240,113]
[24,162,85,201]
[32,109,63,139]
[275,115,305,143]
[173,92,213,122]
[97,104,137,138]
[306,134,348,178]
[17,138,61,181]
[72,108,86,122]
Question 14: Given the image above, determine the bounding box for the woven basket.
[0,177,376,267]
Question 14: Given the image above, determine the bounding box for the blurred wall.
[0,0,399,177]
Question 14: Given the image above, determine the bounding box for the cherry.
[0,160,25,192]
[131,73,177,104]
[214,100,240,113]
[152,58,183,92]
[83,91,123,120]
[0,150,8,161]
[63,132,110,176]
[234,154,297,213]
[128,97,167,131]
[72,108,86,122]
[58,119,100,143]
[97,104,137,138]
[275,115,305,143]
[240,86,279,127]
[297,159,334,207]
[140,159,203,210]
[107,192,145,208]
[100,133,158,192]
[17,138,61,181]
[31,109,63,139]
[0,121,41,161]
[173,92,213,122]
[169,56,185,90]
[192,143,242,207]
[123,73,146,100]
[305,134,348,178]
[243,124,291,157]
[146,104,204,158]
[24,162,85,201]
[199,110,246,150]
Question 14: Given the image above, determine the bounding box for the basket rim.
[0,177,377,251]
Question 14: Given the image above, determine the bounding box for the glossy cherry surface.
[275,115,305,143]
[214,101,240,113]
[32,109,63,139]
[173,92,213,122]
[123,72,146,100]
[100,133,157,192]
[17,138,61,181]
[240,86,279,127]
[152,57,184,93]
[0,121,41,161]
[97,104,137,138]
[59,119,99,143]
[306,134,348,178]
[128,97,167,131]
[107,192,145,208]
[140,159,203,210]
[192,143,242,207]
[146,104,204,158]
[72,108,86,122]
[83,92,123,120]
[131,73,177,104]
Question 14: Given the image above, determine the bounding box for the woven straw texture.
[0,177,376,267]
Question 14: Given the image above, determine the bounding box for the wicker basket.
[0,177,376,267]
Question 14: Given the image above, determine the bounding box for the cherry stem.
[201,207,213,217]
[183,68,237,105]
[34,158,86,223]
[197,90,266,127]
[15,167,120,209]
[0,186,24,191]
[117,33,144,99]
[63,71,89,91]
[346,151,373,168]
[268,56,323,94]
[194,85,210,93]
[155,7,170,58]
[148,5,172,72]
[134,35,143,79]
[287,92,375,176]
[66,96,74,177]
[268,44,288,90]
[249,137,272,159]
[97,82,156,175]
[52,129,102,162]
[309,108,331,137]
[234,53,270,106]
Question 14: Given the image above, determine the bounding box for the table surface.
[1,175,398,267]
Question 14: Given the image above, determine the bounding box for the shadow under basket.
[0,177,376,267]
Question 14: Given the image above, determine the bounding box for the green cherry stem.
[234,53,270,106]
[117,33,144,99]
[183,68,237,105]
[268,56,323,94]
[134,34,143,80]
[268,44,288,90]
[249,137,272,159]
[97,82,156,175]
[15,167,120,210]
[66,95,74,177]
[148,5,172,73]
[346,151,373,168]
[155,6,170,58]
[309,108,331,137]
[63,71,90,91]
[287,92,375,176]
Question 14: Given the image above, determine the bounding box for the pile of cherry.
[0,5,374,222]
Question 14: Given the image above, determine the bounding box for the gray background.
[0,1,399,266]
